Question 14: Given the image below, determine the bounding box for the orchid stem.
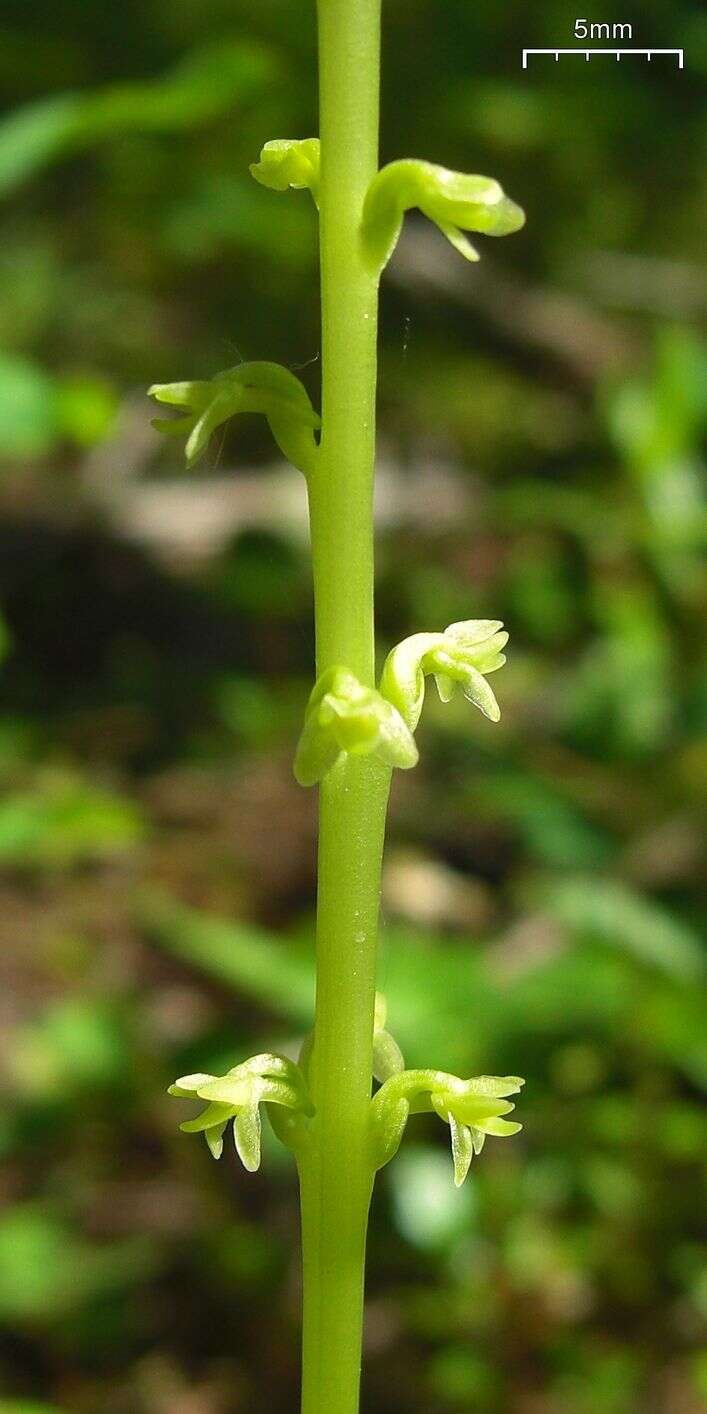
[296,1,386,1410]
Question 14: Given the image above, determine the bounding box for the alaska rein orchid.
[153,2,525,1409]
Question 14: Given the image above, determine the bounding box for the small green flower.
[380,619,509,730]
[370,1069,523,1185]
[361,159,525,274]
[148,360,320,476]
[428,1075,523,1186]
[169,1053,313,1168]
[250,138,320,205]
[294,667,418,787]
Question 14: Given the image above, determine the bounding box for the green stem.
[298,1,386,1411]
[298,757,390,1414]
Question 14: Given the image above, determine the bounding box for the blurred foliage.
[0,0,705,1410]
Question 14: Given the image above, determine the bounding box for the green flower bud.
[380,619,509,731]
[149,360,321,476]
[361,159,525,274]
[169,1053,313,1167]
[250,138,320,206]
[294,667,418,787]
[372,993,405,1083]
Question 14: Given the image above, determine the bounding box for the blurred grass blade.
[138,889,313,1023]
[542,876,705,981]
[0,39,277,197]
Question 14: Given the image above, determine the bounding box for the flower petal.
[205,1121,228,1160]
[196,1076,255,1106]
[462,1076,525,1099]
[147,380,211,409]
[168,1073,216,1097]
[180,1101,235,1133]
[372,1027,406,1083]
[379,632,440,729]
[185,390,239,465]
[445,620,505,645]
[151,415,196,438]
[370,1096,410,1171]
[451,1096,516,1125]
[479,1116,522,1138]
[459,663,501,722]
[433,671,456,704]
[293,715,342,787]
[436,221,480,262]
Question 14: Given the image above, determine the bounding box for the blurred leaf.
[163,175,316,266]
[504,537,578,644]
[144,887,706,1085]
[214,674,302,752]
[607,327,706,474]
[143,892,499,1067]
[55,374,118,447]
[540,875,705,981]
[139,889,313,1023]
[0,773,145,866]
[0,93,81,198]
[0,353,56,458]
[631,985,707,1089]
[0,1206,156,1323]
[552,1344,642,1413]
[0,39,277,196]
[565,580,675,758]
[10,1000,127,1100]
[0,360,117,459]
[605,329,707,593]
[475,769,611,868]
[499,946,630,1034]
[428,1346,499,1406]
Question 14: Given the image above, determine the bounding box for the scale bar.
[522,47,684,69]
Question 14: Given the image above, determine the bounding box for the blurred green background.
[0,1,705,1410]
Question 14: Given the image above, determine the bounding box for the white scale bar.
[522,48,684,69]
